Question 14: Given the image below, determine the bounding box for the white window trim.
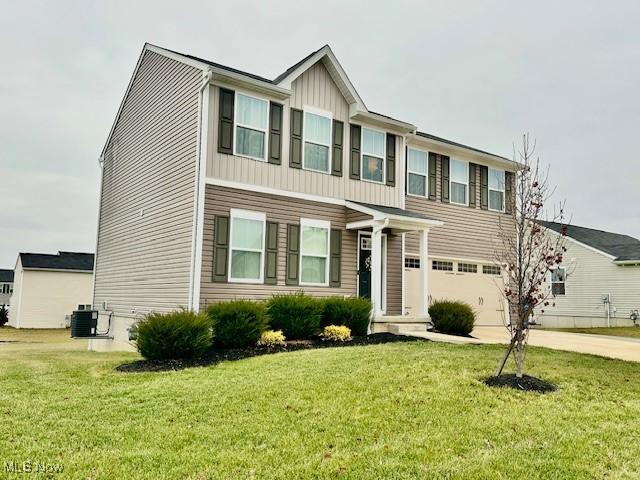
[301,105,333,174]
[550,266,566,296]
[361,126,386,185]
[228,208,266,284]
[488,167,506,213]
[299,218,331,287]
[233,91,269,163]
[449,158,469,206]
[406,147,429,198]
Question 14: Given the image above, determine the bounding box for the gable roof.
[541,221,640,263]
[102,43,515,166]
[19,252,95,272]
[0,269,13,283]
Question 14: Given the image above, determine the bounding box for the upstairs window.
[303,108,332,173]
[551,267,566,296]
[450,159,468,205]
[229,209,266,283]
[489,168,505,212]
[362,127,385,183]
[300,218,330,286]
[407,148,428,196]
[235,93,268,161]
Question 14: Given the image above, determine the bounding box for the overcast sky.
[1,0,639,268]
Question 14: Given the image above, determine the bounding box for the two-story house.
[92,43,517,351]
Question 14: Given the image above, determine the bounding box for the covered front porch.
[345,201,443,333]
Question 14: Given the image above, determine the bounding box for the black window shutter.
[289,108,303,169]
[213,216,230,282]
[264,222,279,284]
[217,89,234,155]
[469,163,477,208]
[386,134,396,186]
[480,165,489,210]
[428,152,437,200]
[349,124,361,179]
[285,224,300,285]
[268,102,283,165]
[441,155,450,203]
[332,120,343,176]
[505,171,514,214]
[329,229,342,287]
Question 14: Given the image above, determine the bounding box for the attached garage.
[404,257,508,326]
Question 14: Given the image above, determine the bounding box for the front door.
[358,235,372,299]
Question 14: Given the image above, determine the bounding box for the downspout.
[189,69,214,311]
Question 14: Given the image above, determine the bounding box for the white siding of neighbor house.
[93,50,201,316]
[206,61,404,207]
[9,266,93,329]
[537,235,640,327]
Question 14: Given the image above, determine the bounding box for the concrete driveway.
[473,327,640,363]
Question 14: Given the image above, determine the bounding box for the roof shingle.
[20,252,94,271]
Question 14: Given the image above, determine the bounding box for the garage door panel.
[405,263,507,326]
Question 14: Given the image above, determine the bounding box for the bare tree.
[494,134,568,378]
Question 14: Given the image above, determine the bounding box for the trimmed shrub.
[257,330,286,347]
[0,305,8,327]
[136,310,212,360]
[321,325,352,342]
[321,297,371,336]
[429,300,476,336]
[207,300,268,349]
[266,292,323,339]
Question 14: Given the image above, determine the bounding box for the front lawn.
[1,329,640,479]
[546,326,640,338]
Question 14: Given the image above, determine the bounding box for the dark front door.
[358,234,372,299]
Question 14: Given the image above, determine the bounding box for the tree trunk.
[495,336,516,377]
[514,328,525,378]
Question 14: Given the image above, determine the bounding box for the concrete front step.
[387,323,429,334]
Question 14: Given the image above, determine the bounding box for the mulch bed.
[117,333,424,373]
[483,374,557,393]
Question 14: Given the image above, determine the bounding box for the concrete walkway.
[472,327,640,363]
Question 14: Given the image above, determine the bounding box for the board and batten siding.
[94,51,201,314]
[538,236,640,326]
[200,185,359,305]
[405,159,515,261]
[206,61,403,207]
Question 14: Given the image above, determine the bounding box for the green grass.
[546,326,640,338]
[1,328,640,479]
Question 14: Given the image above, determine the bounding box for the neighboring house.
[0,269,14,306]
[93,43,518,351]
[8,252,94,329]
[536,222,640,328]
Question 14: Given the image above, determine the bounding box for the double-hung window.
[299,218,330,286]
[303,108,332,173]
[234,93,269,161]
[489,168,505,212]
[450,159,469,205]
[361,127,385,183]
[407,148,428,196]
[228,209,266,283]
[551,267,566,296]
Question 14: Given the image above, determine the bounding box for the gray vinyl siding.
[207,61,403,207]
[538,238,640,321]
[405,157,515,261]
[94,51,201,314]
[200,185,358,305]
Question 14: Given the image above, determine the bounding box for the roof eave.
[350,110,416,134]
[613,259,640,265]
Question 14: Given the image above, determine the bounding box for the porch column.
[371,222,384,318]
[419,228,430,317]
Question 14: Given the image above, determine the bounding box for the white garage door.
[405,258,507,326]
